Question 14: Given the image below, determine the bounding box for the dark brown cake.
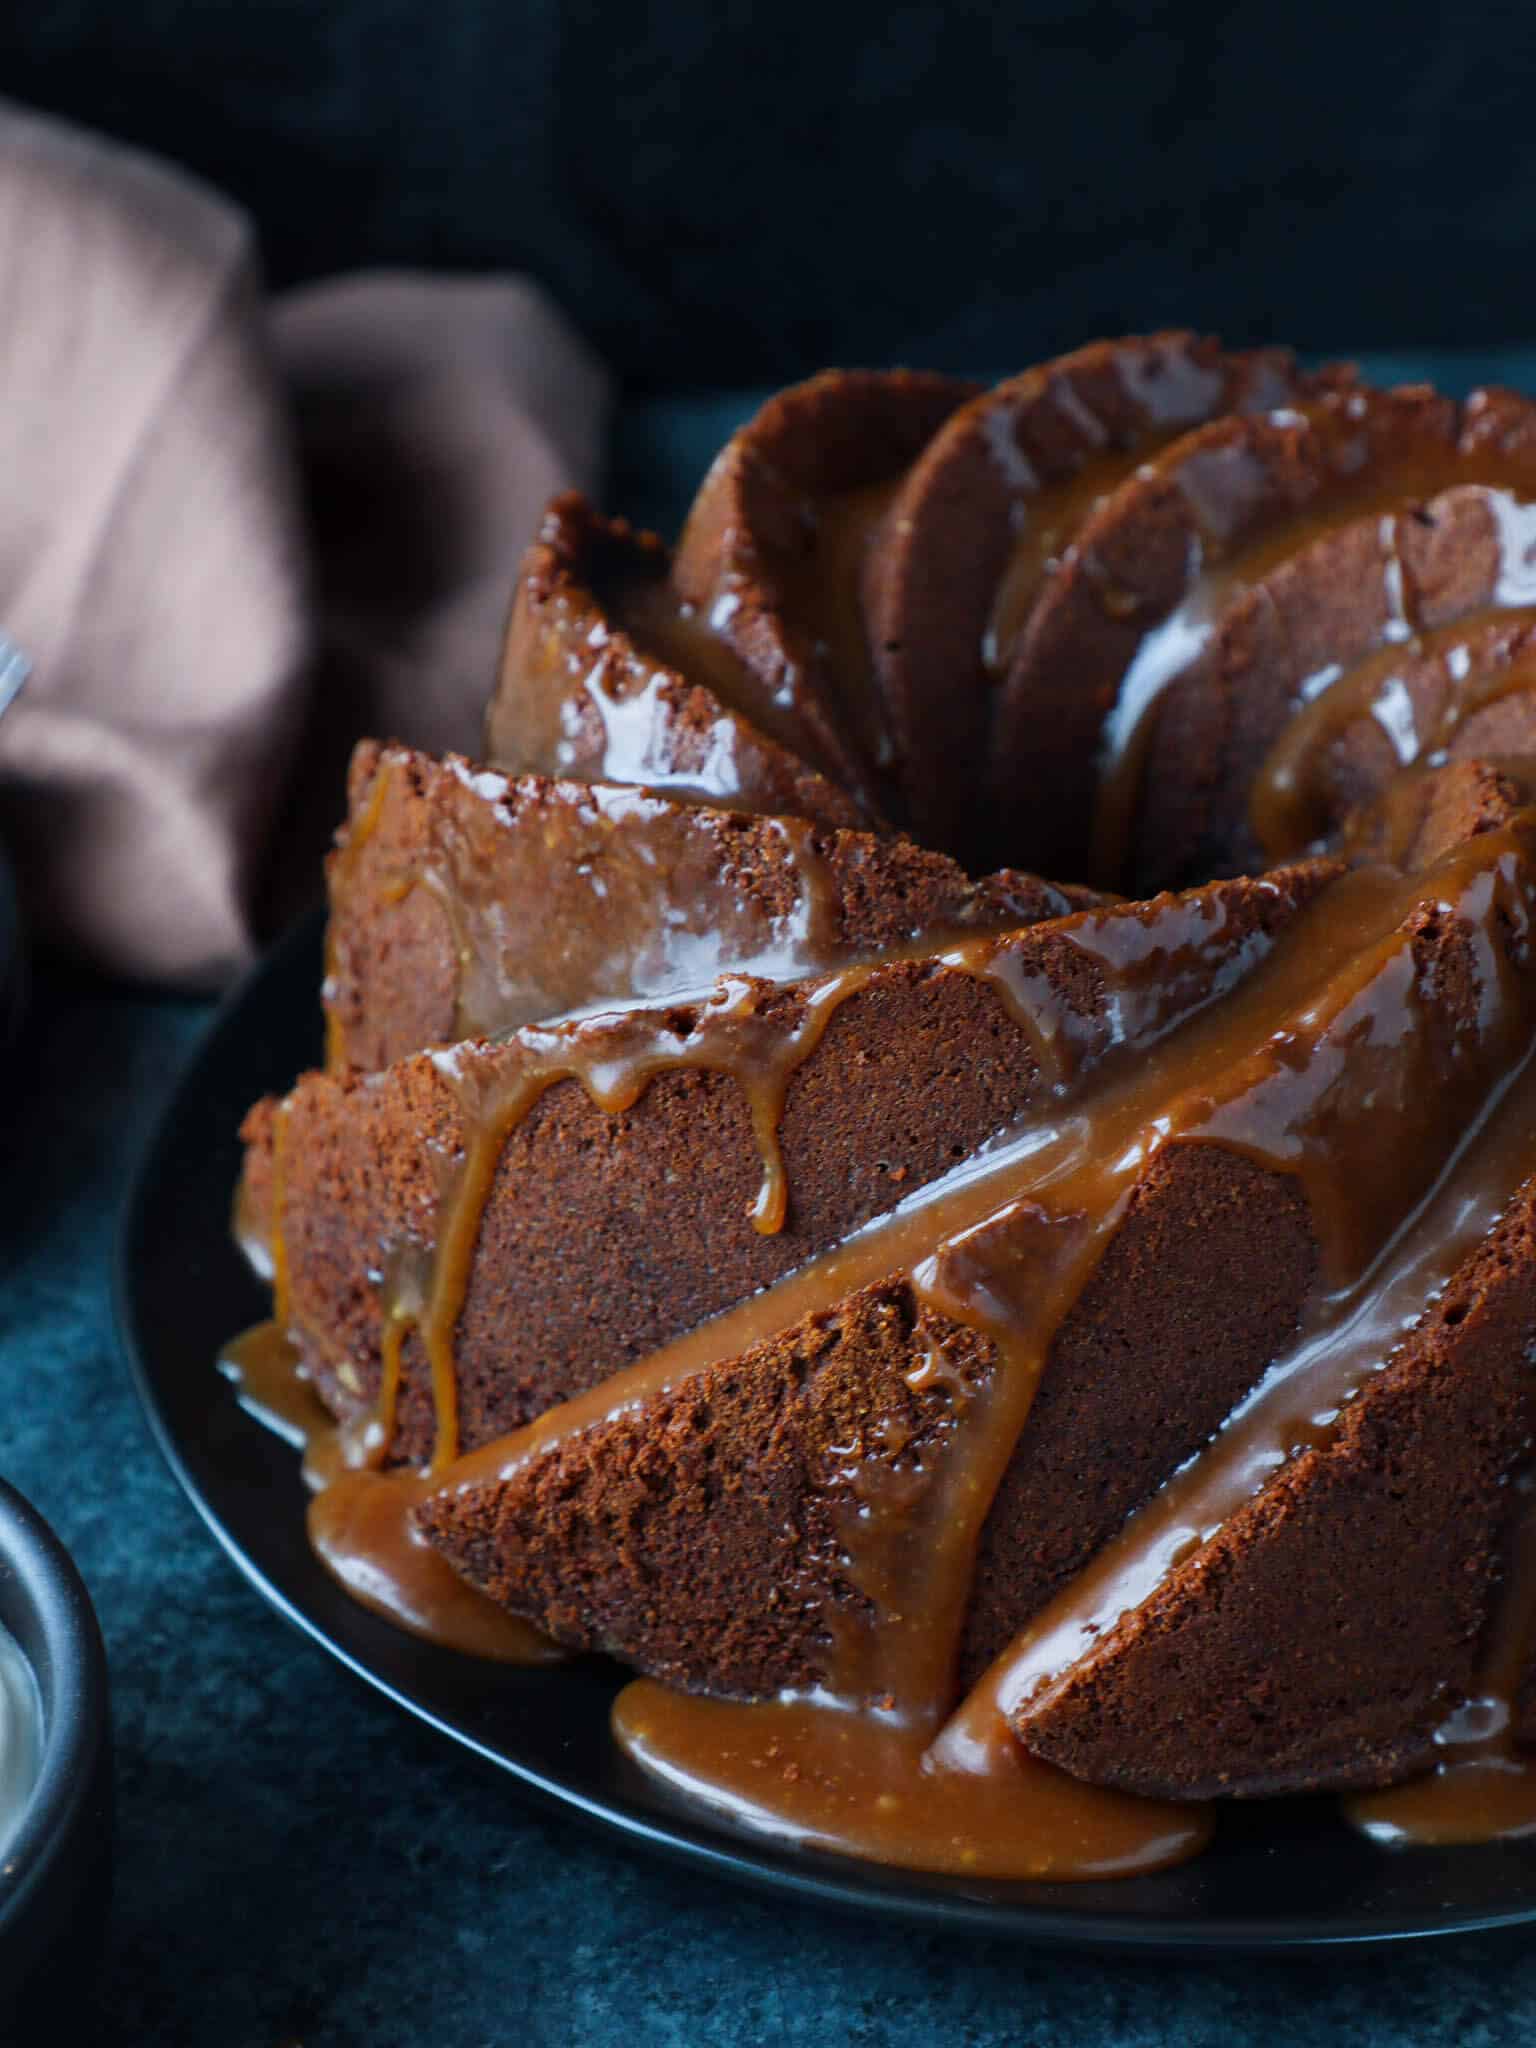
[672,369,979,823]
[232,335,1536,1874]
[323,736,1100,1073]
[865,335,1318,862]
[486,493,874,831]
[1015,1172,1536,1796]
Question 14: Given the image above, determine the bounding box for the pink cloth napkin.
[0,102,609,988]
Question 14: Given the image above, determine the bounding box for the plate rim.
[113,908,1536,1956]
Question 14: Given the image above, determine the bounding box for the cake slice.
[672,369,979,822]
[323,738,1100,1073]
[862,335,1316,861]
[1011,1167,1536,1797]
[242,863,1335,1470]
[990,384,1536,887]
[487,494,872,831]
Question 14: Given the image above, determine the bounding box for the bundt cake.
[229,332,1536,1881]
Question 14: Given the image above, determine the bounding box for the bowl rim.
[0,1476,109,1932]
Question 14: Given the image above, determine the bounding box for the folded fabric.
[0,101,609,988]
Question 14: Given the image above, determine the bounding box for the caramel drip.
[1251,607,1536,860]
[322,754,397,1073]
[414,822,1536,1873]
[220,1322,562,1665]
[220,1319,333,1449]
[308,1468,567,1665]
[610,576,818,764]
[1347,1473,1536,1846]
[412,960,907,1469]
[816,1201,1121,1731]
[1088,420,1536,890]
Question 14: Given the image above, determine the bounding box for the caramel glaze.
[388,817,1536,1873]
[1106,398,1536,894]
[970,387,1536,891]
[612,1690,1210,1879]
[327,743,847,1056]
[219,1320,562,1664]
[1250,609,1536,861]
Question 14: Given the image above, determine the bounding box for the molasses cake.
[230,332,1536,1878]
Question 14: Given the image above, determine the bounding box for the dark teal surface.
[11,368,1536,2038]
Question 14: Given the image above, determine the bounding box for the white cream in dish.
[0,1624,41,1854]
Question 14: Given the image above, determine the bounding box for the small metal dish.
[0,1478,111,2029]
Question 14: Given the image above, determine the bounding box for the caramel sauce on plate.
[220,1321,561,1665]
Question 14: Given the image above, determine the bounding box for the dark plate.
[116,910,1536,1953]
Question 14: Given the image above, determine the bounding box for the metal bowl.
[0,1479,111,2027]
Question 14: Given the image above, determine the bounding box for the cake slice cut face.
[1006,1165,1536,1802]
[862,334,1320,861]
[672,369,980,823]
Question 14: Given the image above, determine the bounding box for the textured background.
[5,1,1536,388]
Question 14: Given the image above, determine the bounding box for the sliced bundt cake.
[228,334,1536,1878]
